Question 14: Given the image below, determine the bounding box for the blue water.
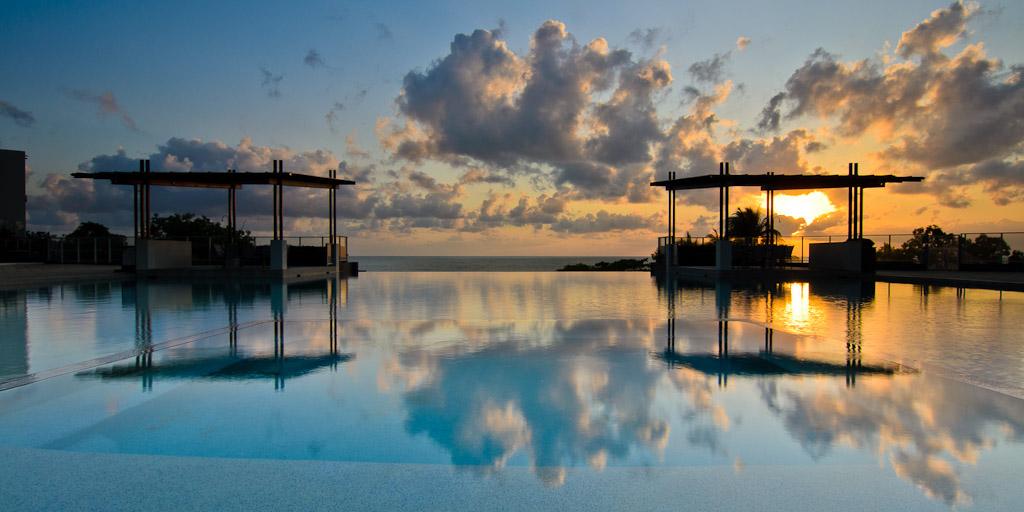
[355,255,644,271]
[1,273,1023,510]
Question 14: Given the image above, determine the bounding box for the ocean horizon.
[351,255,646,272]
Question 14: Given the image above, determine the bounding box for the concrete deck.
[0,264,126,290]
[2,446,1007,511]
[0,262,358,290]
[875,270,1024,292]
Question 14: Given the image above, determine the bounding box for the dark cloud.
[627,27,663,50]
[755,92,785,133]
[723,129,813,172]
[0,100,34,127]
[688,53,729,84]
[550,210,657,233]
[458,168,515,187]
[964,158,1024,205]
[464,193,656,234]
[259,67,283,98]
[374,22,393,41]
[804,140,827,153]
[304,49,326,68]
[67,89,138,131]
[325,102,345,132]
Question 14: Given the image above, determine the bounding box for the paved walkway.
[0,263,125,290]
[875,270,1024,292]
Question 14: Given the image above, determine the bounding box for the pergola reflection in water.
[75,278,352,391]
[654,275,912,388]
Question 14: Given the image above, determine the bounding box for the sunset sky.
[1,0,1022,255]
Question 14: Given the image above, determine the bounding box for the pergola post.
[328,168,338,267]
[270,159,288,270]
[144,159,151,238]
[857,162,864,239]
[226,168,238,267]
[715,162,732,270]
[770,172,774,268]
[133,160,141,240]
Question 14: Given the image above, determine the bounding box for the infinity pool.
[1,273,1022,510]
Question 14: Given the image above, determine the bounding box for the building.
[0,149,27,234]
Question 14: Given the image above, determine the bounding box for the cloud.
[757,1,1024,206]
[67,89,138,131]
[896,1,977,59]
[458,168,515,187]
[259,67,283,98]
[345,132,371,159]
[550,210,658,233]
[735,36,751,51]
[627,27,663,50]
[29,137,494,236]
[0,100,34,127]
[755,92,785,133]
[325,102,345,132]
[723,129,814,172]
[382,21,672,202]
[688,53,730,84]
[374,22,393,41]
[304,49,326,68]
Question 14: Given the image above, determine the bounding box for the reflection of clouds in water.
[664,367,732,454]
[761,375,1024,505]
[402,345,668,486]
[389,318,670,486]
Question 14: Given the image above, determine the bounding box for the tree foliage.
[67,221,120,239]
[150,213,253,245]
[726,207,780,245]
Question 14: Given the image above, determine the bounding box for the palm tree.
[726,207,780,245]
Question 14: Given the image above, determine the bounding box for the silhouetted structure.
[73,159,355,276]
[651,162,923,273]
[0,149,26,234]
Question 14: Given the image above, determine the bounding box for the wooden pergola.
[650,162,924,244]
[72,159,355,245]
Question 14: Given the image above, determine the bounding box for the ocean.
[352,256,644,271]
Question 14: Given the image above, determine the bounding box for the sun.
[770,191,838,226]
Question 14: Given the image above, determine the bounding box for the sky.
[1,0,1022,255]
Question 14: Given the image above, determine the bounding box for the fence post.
[108,238,112,264]
[76,239,81,263]
[93,238,98,264]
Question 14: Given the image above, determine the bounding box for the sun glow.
[771,191,838,226]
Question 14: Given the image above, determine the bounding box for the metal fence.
[657,231,1024,269]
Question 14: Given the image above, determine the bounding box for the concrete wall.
[715,240,732,270]
[0,150,26,234]
[809,240,875,273]
[136,240,192,270]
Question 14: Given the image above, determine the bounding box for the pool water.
[1,273,1022,510]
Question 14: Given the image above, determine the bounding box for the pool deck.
[0,262,357,290]
[875,270,1024,292]
[0,263,126,290]
[1,446,1002,511]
